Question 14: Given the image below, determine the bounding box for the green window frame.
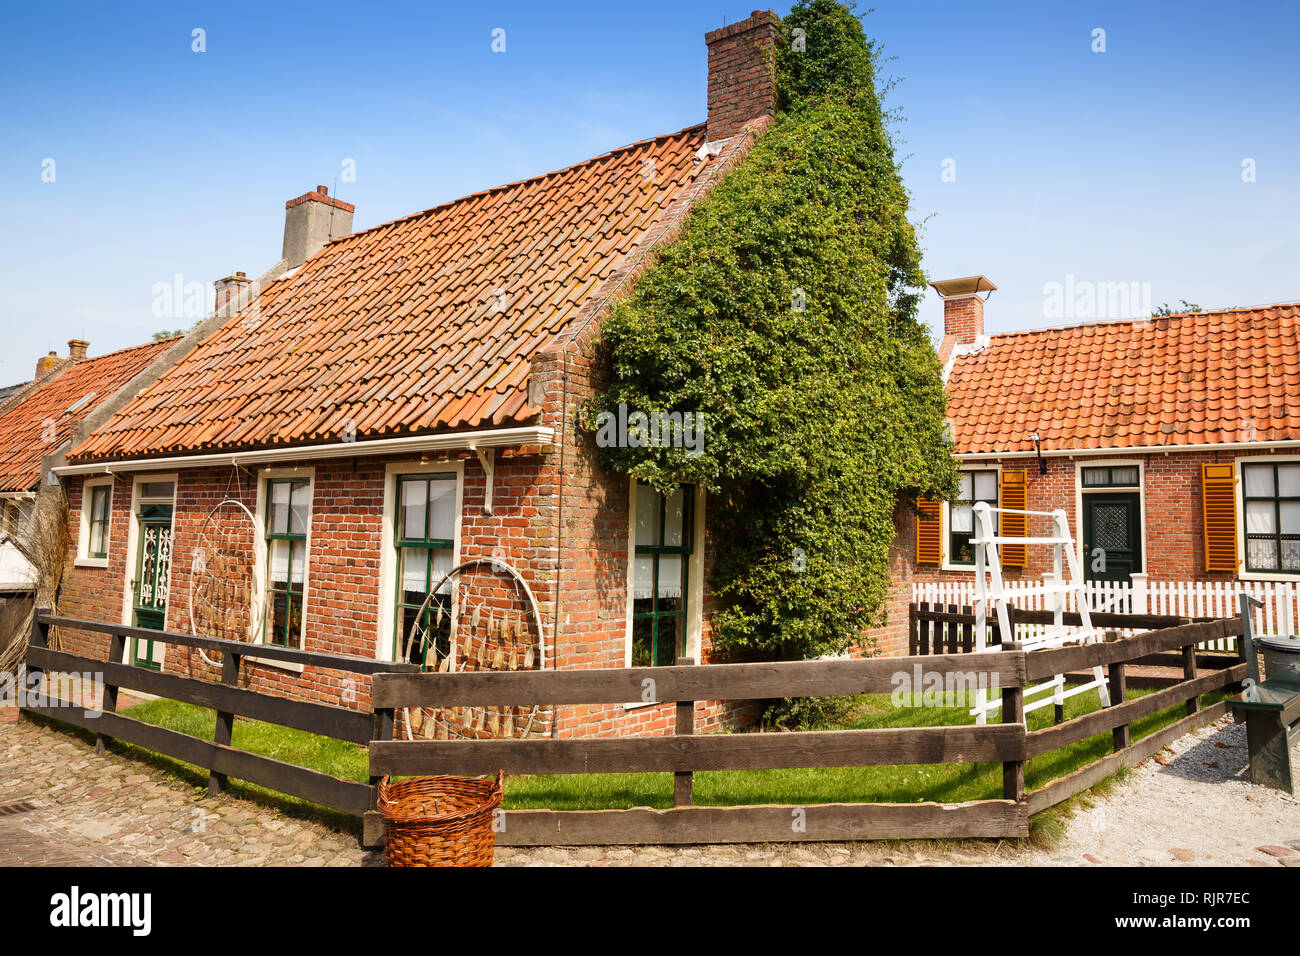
[394,473,457,666]
[88,485,111,559]
[264,478,311,648]
[1242,462,1300,574]
[948,470,998,565]
[631,483,694,668]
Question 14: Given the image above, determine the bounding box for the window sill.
[939,563,977,574]
[1236,570,1300,583]
[74,557,110,569]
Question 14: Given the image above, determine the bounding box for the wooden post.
[960,605,974,654]
[908,603,918,655]
[21,609,50,723]
[1001,642,1025,803]
[1182,643,1200,716]
[95,630,127,753]
[674,657,695,808]
[208,650,241,796]
[364,704,395,848]
[1109,661,1129,751]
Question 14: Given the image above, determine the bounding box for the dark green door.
[1083,493,1142,582]
[131,503,173,669]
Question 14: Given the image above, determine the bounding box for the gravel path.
[2,708,1296,866]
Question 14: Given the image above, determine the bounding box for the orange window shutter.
[916,498,942,565]
[999,470,1028,567]
[1202,463,1238,573]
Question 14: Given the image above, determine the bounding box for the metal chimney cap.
[931,275,997,298]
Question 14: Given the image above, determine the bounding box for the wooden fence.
[21,610,418,842]
[370,615,1246,846]
[24,610,1247,849]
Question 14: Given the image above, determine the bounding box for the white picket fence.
[912,575,1300,652]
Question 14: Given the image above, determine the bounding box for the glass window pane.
[1109,466,1138,486]
[633,555,654,600]
[654,615,682,666]
[1282,502,1300,535]
[289,540,305,582]
[1280,464,1300,498]
[401,547,430,598]
[957,474,973,501]
[428,478,456,541]
[635,485,660,547]
[1082,468,1105,487]
[1283,540,1300,572]
[1244,465,1275,498]
[269,481,291,534]
[400,480,428,541]
[973,471,997,501]
[1248,538,1278,570]
[270,540,290,585]
[430,548,453,595]
[663,489,687,547]
[631,617,654,667]
[289,481,311,535]
[951,503,974,533]
[1246,501,1276,534]
[657,555,683,600]
[140,482,174,500]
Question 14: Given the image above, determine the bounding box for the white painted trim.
[1072,458,1146,577]
[941,464,1002,573]
[74,476,114,568]
[1232,454,1300,581]
[118,474,179,671]
[957,439,1300,461]
[52,426,554,477]
[623,477,639,670]
[376,460,465,663]
[248,466,316,674]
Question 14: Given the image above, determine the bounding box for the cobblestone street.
[2,708,1296,867]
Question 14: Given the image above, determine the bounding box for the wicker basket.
[378,771,504,867]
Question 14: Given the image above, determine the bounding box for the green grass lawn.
[120,682,1226,814]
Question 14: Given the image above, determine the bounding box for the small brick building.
[880,277,1300,654]
[53,12,787,737]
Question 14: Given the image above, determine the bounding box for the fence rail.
[22,610,418,841]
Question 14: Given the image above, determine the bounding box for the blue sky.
[2,0,1297,385]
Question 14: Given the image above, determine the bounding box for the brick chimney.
[282,185,355,270]
[36,351,60,378]
[214,272,252,318]
[932,276,996,346]
[705,10,780,141]
[67,339,90,362]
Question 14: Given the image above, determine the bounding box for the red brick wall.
[705,10,779,142]
[942,295,984,344]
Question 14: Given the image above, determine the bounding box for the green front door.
[1083,492,1142,583]
[131,502,174,669]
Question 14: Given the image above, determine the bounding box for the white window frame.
[1072,459,1146,575]
[251,466,316,671]
[623,479,705,708]
[941,464,1002,573]
[1234,454,1300,581]
[377,460,464,662]
[75,477,115,568]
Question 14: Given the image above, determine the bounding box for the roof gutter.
[51,426,555,477]
[956,438,1300,461]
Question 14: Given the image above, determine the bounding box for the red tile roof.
[70,124,727,464]
[0,339,176,491]
[947,303,1300,455]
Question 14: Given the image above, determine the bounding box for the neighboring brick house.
[52,12,785,737]
[886,276,1300,647]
